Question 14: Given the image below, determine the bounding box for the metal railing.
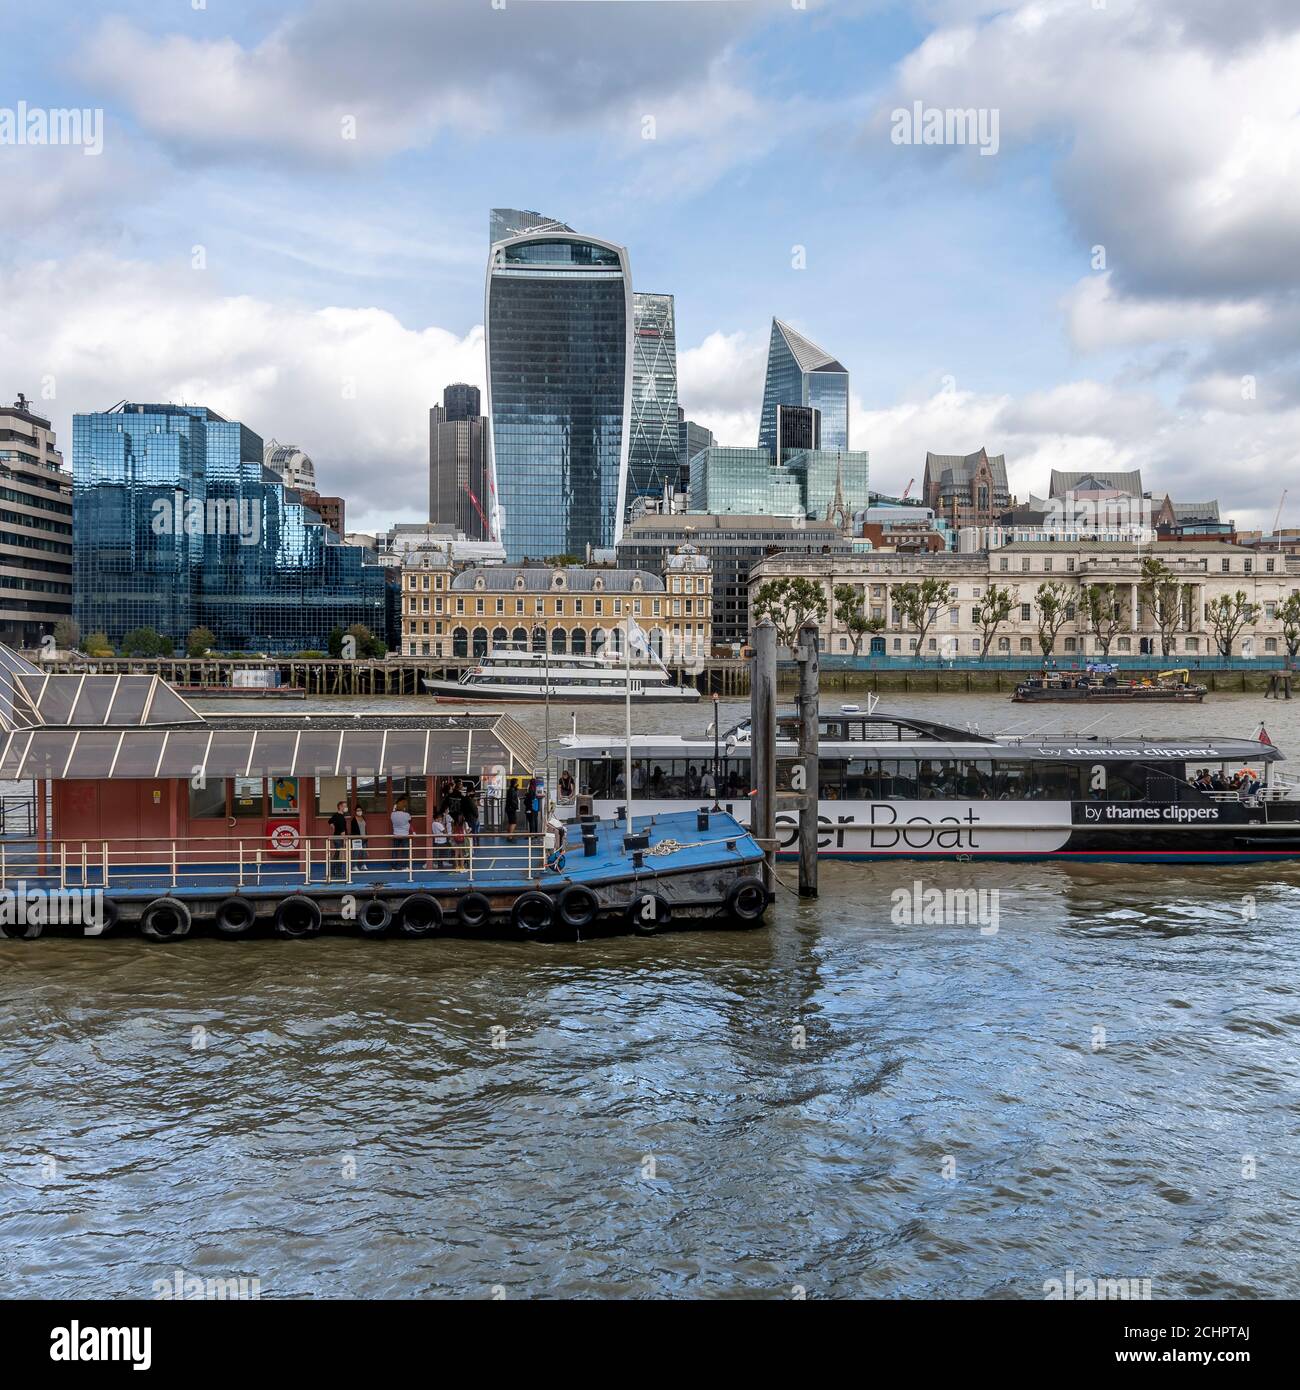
[0,830,559,893]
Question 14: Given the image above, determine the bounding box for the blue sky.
[3,0,1297,532]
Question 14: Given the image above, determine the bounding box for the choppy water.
[3,692,1299,1298]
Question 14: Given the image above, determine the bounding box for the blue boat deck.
[2,810,762,900]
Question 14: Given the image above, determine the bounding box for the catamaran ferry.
[555,708,1297,862]
[422,647,700,704]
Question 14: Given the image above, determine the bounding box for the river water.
[3,691,1299,1298]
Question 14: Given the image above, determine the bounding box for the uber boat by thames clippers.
[422,647,700,704]
[556,709,1298,862]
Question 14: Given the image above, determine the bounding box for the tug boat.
[556,708,1294,863]
[1012,665,1208,703]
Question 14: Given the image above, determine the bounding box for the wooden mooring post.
[750,619,777,891]
[796,623,820,899]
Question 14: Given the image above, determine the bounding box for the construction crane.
[1274,489,1288,549]
[900,477,914,500]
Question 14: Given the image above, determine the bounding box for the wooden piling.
[750,619,777,890]
[796,623,820,899]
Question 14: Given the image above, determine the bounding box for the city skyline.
[2,2,1297,537]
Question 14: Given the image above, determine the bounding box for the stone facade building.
[750,541,1300,659]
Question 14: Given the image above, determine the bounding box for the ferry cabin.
[557,712,1295,861]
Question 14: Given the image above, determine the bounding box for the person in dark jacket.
[505,781,520,837]
[327,800,348,879]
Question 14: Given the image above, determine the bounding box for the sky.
[2,0,1298,534]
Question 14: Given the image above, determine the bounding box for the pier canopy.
[0,643,537,781]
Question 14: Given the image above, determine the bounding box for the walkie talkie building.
[486,211,633,562]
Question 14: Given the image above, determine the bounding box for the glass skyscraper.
[74,403,387,653]
[486,211,633,562]
[627,291,680,506]
[757,319,849,457]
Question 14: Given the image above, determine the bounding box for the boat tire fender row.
[140,896,193,942]
[398,894,443,937]
[214,895,257,937]
[628,892,672,935]
[725,877,769,925]
[457,892,493,930]
[359,897,393,934]
[274,894,322,939]
[98,898,120,934]
[512,891,554,934]
[556,884,599,929]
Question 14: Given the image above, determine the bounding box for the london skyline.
[3,1,1297,535]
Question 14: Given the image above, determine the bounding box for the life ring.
[268,823,300,852]
[140,896,192,942]
[556,884,599,930]
[457,892,492,930]
[274,894,322,938]
[725,877,768,924]
[398,894,442,937]
[359,898,393,935]
[626,892,671,935]
[512,891,554,935]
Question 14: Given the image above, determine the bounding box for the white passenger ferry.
[554,708,1297,862]
[422,647,700,704]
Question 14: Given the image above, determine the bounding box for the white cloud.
[1064,275,1272,355]
[677,328,768,446]
[0,254,483,532]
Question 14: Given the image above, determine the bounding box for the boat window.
[189,780,226,819]
[354,776,387,813]
[232,777,264,817]
[390,776,427,813]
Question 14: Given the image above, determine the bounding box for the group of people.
[1190,767,1262,800]
[326,776,552,878]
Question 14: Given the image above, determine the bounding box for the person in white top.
[429,807,450,869]
[390,796,412,870]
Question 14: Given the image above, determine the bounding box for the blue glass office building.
[486,213,632,562]
[757,319,849,457]
[74,403,387,652]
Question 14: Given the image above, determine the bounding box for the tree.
[1081,582,1124,658]
[892,578,951,661]
[81,631,114,657]
[1278,591,1300,661]
[972,583,1015,660]
[345,622,387,658]
[1206,590,1254,657]
[186,625,216,657]
[832,583,874,656]
[1034,580,1073,659]
[1139,557,1191,657]
[327,626,345,658]
[751,577,828,647]
[52,618,80,651]
[120,627,173,657]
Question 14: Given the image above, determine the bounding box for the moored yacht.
[554,708,1297,862]
[422,646,700,704]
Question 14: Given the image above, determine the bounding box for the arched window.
[492,626,508,649]
[571,627,587,656]
[512,626,527,649]
[531,626,546,652]
[452,627,468,658]
[551,627,567,655]
[472,626,489,657]
[610,626,623,655]
[652,629,664,658]
[591,627,607,657]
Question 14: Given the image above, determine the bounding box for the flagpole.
[624,609,633,837]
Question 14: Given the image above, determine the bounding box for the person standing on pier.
[505,780,520,838]
[390,796,412,870]
[350,805,368,867]
[328,800,348,880]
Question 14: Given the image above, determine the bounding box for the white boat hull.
[422,677,699,703]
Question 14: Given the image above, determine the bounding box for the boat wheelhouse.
[556,707,1297,862]
[422,646,700,704]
